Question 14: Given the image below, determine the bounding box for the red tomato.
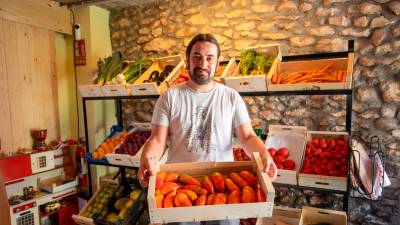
[313,148,322,156]
[305,147,312,156]
[319,139,327,148]
[274,155,286,164]
[277,148,289,159]
[267,148,276,157]
[283,160,296,170]
[276,163,284,169]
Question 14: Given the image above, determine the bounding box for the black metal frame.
[82,41,354,214]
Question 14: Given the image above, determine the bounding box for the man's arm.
[138,124,168,187]
[235,122,277,180]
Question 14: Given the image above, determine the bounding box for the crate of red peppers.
[265,125,307,185]
[106,123,152,167]
[298,131,349,191]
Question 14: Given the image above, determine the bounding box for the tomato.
[274,155,286,164]
[313,148,322,156]
[319,139,327,148]
[276,163,284,169]
[310,157,318,163]
[333,160,341,167]
[305,147,312,156]
[313,166,323,175]
[341,165,348,173]
[322,158,329,164]
[277,148,289,159]
[283,160,295,170]
[267,148,276,157]
[327,162,335,171]
[320,152,332,159]
[306,143,313,148]
[327,139,336,148]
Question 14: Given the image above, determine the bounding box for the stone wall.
[110,0,399,224]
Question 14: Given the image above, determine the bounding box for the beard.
[189,66,216,85]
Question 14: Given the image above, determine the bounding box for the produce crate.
[128,55,184,95]
[106,123,152,167]
[79,84,103,97]
[299,207,347,225]
[216,58,237,84]
[256,207,301,225]
[147,152,275,224]
[267,52,354,91]
[164,59,187,87]
[72,180,118,225]
[224,44,281,92]
[93,178,147,225]
[101,84,130,96]
[38,173,78,193]
[265,125,307,185]
[298,131,349,191]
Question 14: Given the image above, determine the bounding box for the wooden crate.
[72,180,118,225]
[78,84,103,97]
[224,44,281,92]
[265,125,307,185]
[267,53,354,91]
[147,152,275,224]
[100,84,130,96]
[298,131,349,191]
[299,207,347,225]
[256,207,301,225]
[163,59,187,87]
[128,55,184,95]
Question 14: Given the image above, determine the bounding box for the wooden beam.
[0,0,72,35]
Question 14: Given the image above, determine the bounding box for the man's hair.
[186,33,221,58]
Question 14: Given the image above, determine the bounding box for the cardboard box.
[147,153,275,223]
[300,207,347,225]
[224,44,281,92]
[298,131,349,191]
[128,55,184,95]
[265,125,307,185]
[267,53,354,91]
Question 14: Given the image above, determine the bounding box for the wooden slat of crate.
[101,84,130,96]
[299,207,347,225]
[267,53,354,91]
[147,153,274,224]
[129,55,183,95]
[164,60,187,88]
[224,44,281,92]
[298,131,349,191]
[72,180,118,225]
[78,84,103,97]
[265,125,307,185]
[256,207,301,225]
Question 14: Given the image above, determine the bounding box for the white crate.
[128,55,184,95]
[267,53,354,91]
[299,207,347,225]
[38,173,78,193]
[78,84,103,97]
[101,84,130,96]
[256,207,301,225]
[298,131,349,191]
[147,152,275,224]
[265,125,307,185]
[224,44,281,92]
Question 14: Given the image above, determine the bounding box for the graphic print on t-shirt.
[184,106,217,154]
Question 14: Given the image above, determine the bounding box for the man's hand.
[138,156,159,187]
[261,151,277,180]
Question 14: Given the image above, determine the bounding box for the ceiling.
[54,0,158,10]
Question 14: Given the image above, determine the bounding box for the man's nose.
[199,57,208,69]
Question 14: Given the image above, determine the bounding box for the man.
[139,34,277,225]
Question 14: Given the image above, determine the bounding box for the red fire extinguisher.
[76,144,88,189]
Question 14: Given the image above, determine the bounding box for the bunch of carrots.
[271,63,347,84]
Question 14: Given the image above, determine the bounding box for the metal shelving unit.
[81,41,354,219]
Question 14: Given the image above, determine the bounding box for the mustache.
[193,68,210,74]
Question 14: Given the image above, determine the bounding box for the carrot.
[271,73,278,84]
[276,74,282,84]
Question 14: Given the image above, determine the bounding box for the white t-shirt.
[151,82,251,163]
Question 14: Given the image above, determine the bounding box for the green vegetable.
[239,50,256,75]
[239,50,275,76]
[124,57,151,84]
[96,52,123,85]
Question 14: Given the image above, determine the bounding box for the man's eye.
[207,57,214,62]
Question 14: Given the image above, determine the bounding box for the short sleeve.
[151,92,170,127]
[232,93,251,128]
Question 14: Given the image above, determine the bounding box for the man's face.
[187,41,219,85]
